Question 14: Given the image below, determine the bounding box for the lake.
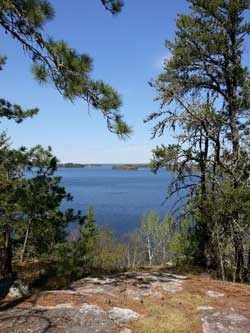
[58,166,180,235]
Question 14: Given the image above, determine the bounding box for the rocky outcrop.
[200,309,250,333]
[107,307,140,323]
[70,271,188,299]
[1,271,250,332]
[7,279,29,298]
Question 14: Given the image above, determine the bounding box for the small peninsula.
[58,163,86,168]
[58,163,103,168]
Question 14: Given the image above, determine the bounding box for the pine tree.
[81,206,97,246]
[0,0,128,276]
[150,0,250,175]
[147,0,250,280]
[0,0,131,136]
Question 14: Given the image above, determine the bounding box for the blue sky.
[1,1,191,163]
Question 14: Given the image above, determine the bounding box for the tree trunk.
[147,236,152,266]
[216,224,225,280]
[1,224,12,277]
[228,88,242,281]
[220,253,225,281]
[20,218,32,263]
[132,247,137,268]
[198,129,210,267]
[234,241,244,282]
[229,98,240,167]
[247,247,250,275]
[233,232,244,282]
[228,20,240,170]
[126,246,130,268]
[162,245,166,265]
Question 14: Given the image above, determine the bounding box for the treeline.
[58,163,104,168]
[112,164,146,170]
[58,163,86,168]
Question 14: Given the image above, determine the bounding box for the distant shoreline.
[112,164,149,170]
[58,163,149,169]
[58,163,199,172]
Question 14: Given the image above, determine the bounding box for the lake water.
[58,166,179,235]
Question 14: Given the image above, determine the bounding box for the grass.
[134,302,190,333]
[132,291,204,333]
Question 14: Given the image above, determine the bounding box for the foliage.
[0,0,129,277]
[0,142,89,264]
[0,0,131,136]
[0,99,39,123]
[53,223,126,280]
[193,181,250,280]
[101,0,124,14]
[169,218,205,266]
[51,206,97,280]
[147,0,250,281]
[92,227,126,272]
[124,211,176,267]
